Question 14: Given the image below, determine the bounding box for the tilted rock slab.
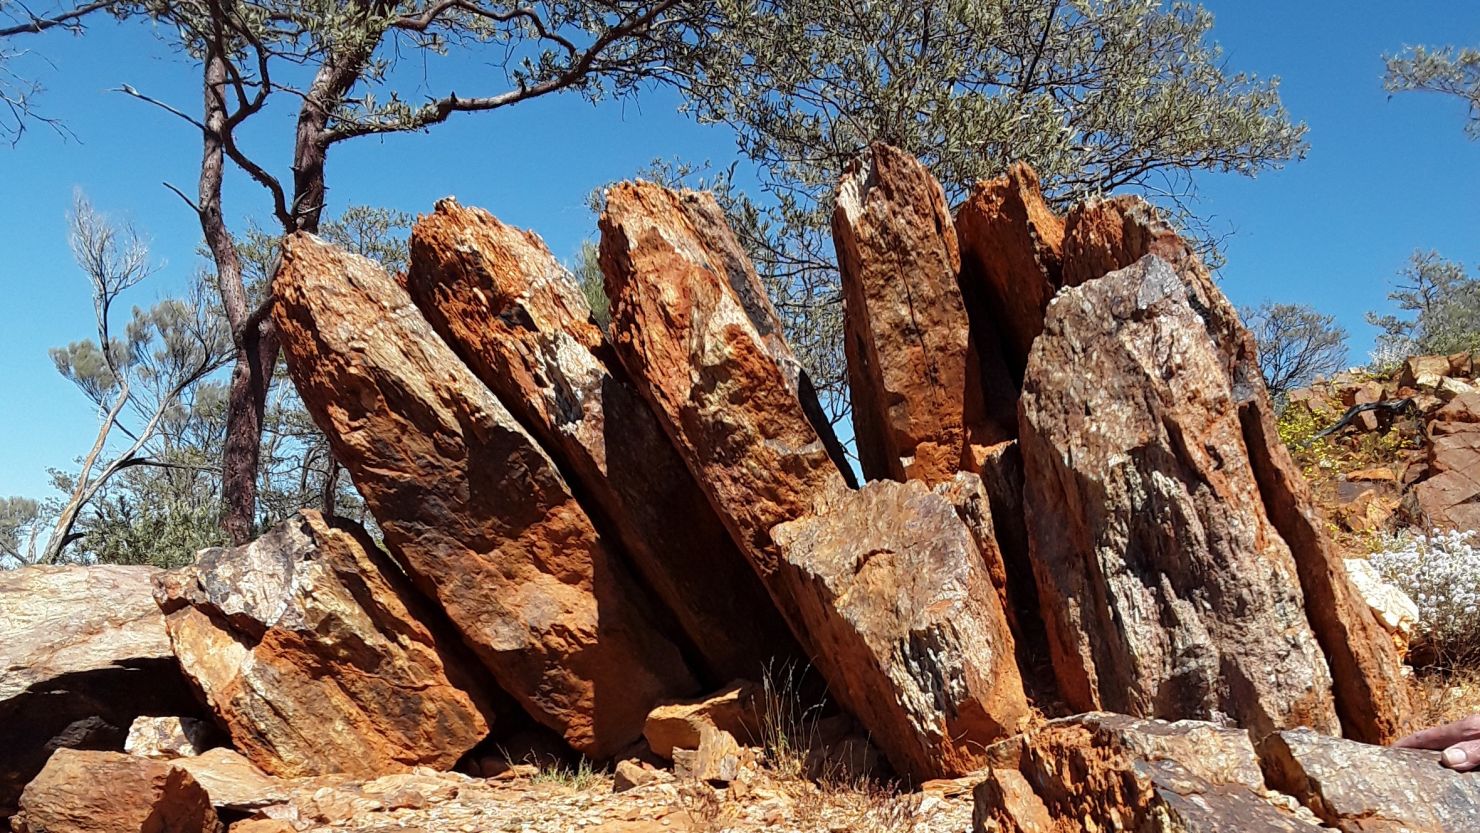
[771,479,1029,780]
[831,143,980,482]
[1020,255,1340,736]
[13,749,222,833]
[600,182,1028,778]
[153,510,498,777]
[273,234,698,758]
[0,565,202,817]
[405,199,798,684]
[1061,195,1411,743]
[973,713,1327,833]
[1261,728,1480,832]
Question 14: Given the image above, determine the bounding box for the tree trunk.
[220,321,279,543]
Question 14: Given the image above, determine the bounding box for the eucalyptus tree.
[106,0,723,543]
[40,194,231,564]
[1369,251,1480,360]
[1242,302,1348,400]
[1386,44,1480,139]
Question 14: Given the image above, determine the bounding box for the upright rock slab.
[1019,255,1339,735]
[954,163,1065,383]
[153,511,497,777]
[601,183,1028,778]
[1062,195,1411,743]
[831,144,980,482]
[273,233,698,758]
[405,199,798,684]
[0,565,202,817]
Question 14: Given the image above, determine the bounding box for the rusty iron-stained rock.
[405,199,799,684]
[273,233,698,758]
[153,511,498,777]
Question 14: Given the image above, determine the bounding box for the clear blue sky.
[0,1,1476,501]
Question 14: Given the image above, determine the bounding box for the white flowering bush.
[1369,529,1480,660]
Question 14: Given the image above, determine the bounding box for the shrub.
[1369,529,1480,662]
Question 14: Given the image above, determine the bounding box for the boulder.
[0,565,202,817]
[973,713,1327,833]
[12,749,222,833]
[1020,255,1340,735]
[672,725,747,783]
[601,183,1028,779]
[954,163,1064,382]
[1341,559,1418,653]
[169,749,297,814]
[405,199,798,684]
[124,716,217,759]
[273,233,698,758]
[770,480,1029,780]
[1061,194,1412,742]
[831,143,980,482]
[643,682,763,760]
[153,510,498,777]
[1400,355,1453,390]
[1261,728,1480,831]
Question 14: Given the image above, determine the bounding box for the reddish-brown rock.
[273,233,698,758]
[405,199,798,684]
[1020,255,1340,735]
[599,182,850,571]
[153,511,497,777]
[12,749,222,833]
[643,682,763,760]
[954,163,1065,382]
[1409,391,1480,530]
[0,565,202,818]
[831,143,979,482]
[1061,195,1411,743]
[601,183,1028,779]
[769,480,1030,779]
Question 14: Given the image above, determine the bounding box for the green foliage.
[1368,251,1480,358]
[1386,44,1480,139]
[569,240,609,331]
[677,0,1307,422]
[1242,301,1349,398]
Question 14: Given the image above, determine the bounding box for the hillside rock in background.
[1020,255,1340,735]
[12,749,222,833]
[954,163,1065,384]
[973,713,1326,832]
[405,199,798,684]
[0,565,202,817]
[602,183,1027,778]
[831,143,978,482]
[1063,194,1412,743]
[273,233,698,758]
[1412,391,1480,529]
[770,480,1029,779]
[153,511,497,777]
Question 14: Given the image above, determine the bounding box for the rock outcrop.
[601,182,1027,779]
[1019,255,1340,735]
[0,565,202,817]
[12,749,222,833]
[973,713,1328,832]
[831,143,980,482]
[153,511,498,777]
[405,199,798,685]
[273,233,698,758]
[1261,728,1480,831]
[1060,194,1412,743]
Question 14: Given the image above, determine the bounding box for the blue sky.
[0,1,1476,500]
